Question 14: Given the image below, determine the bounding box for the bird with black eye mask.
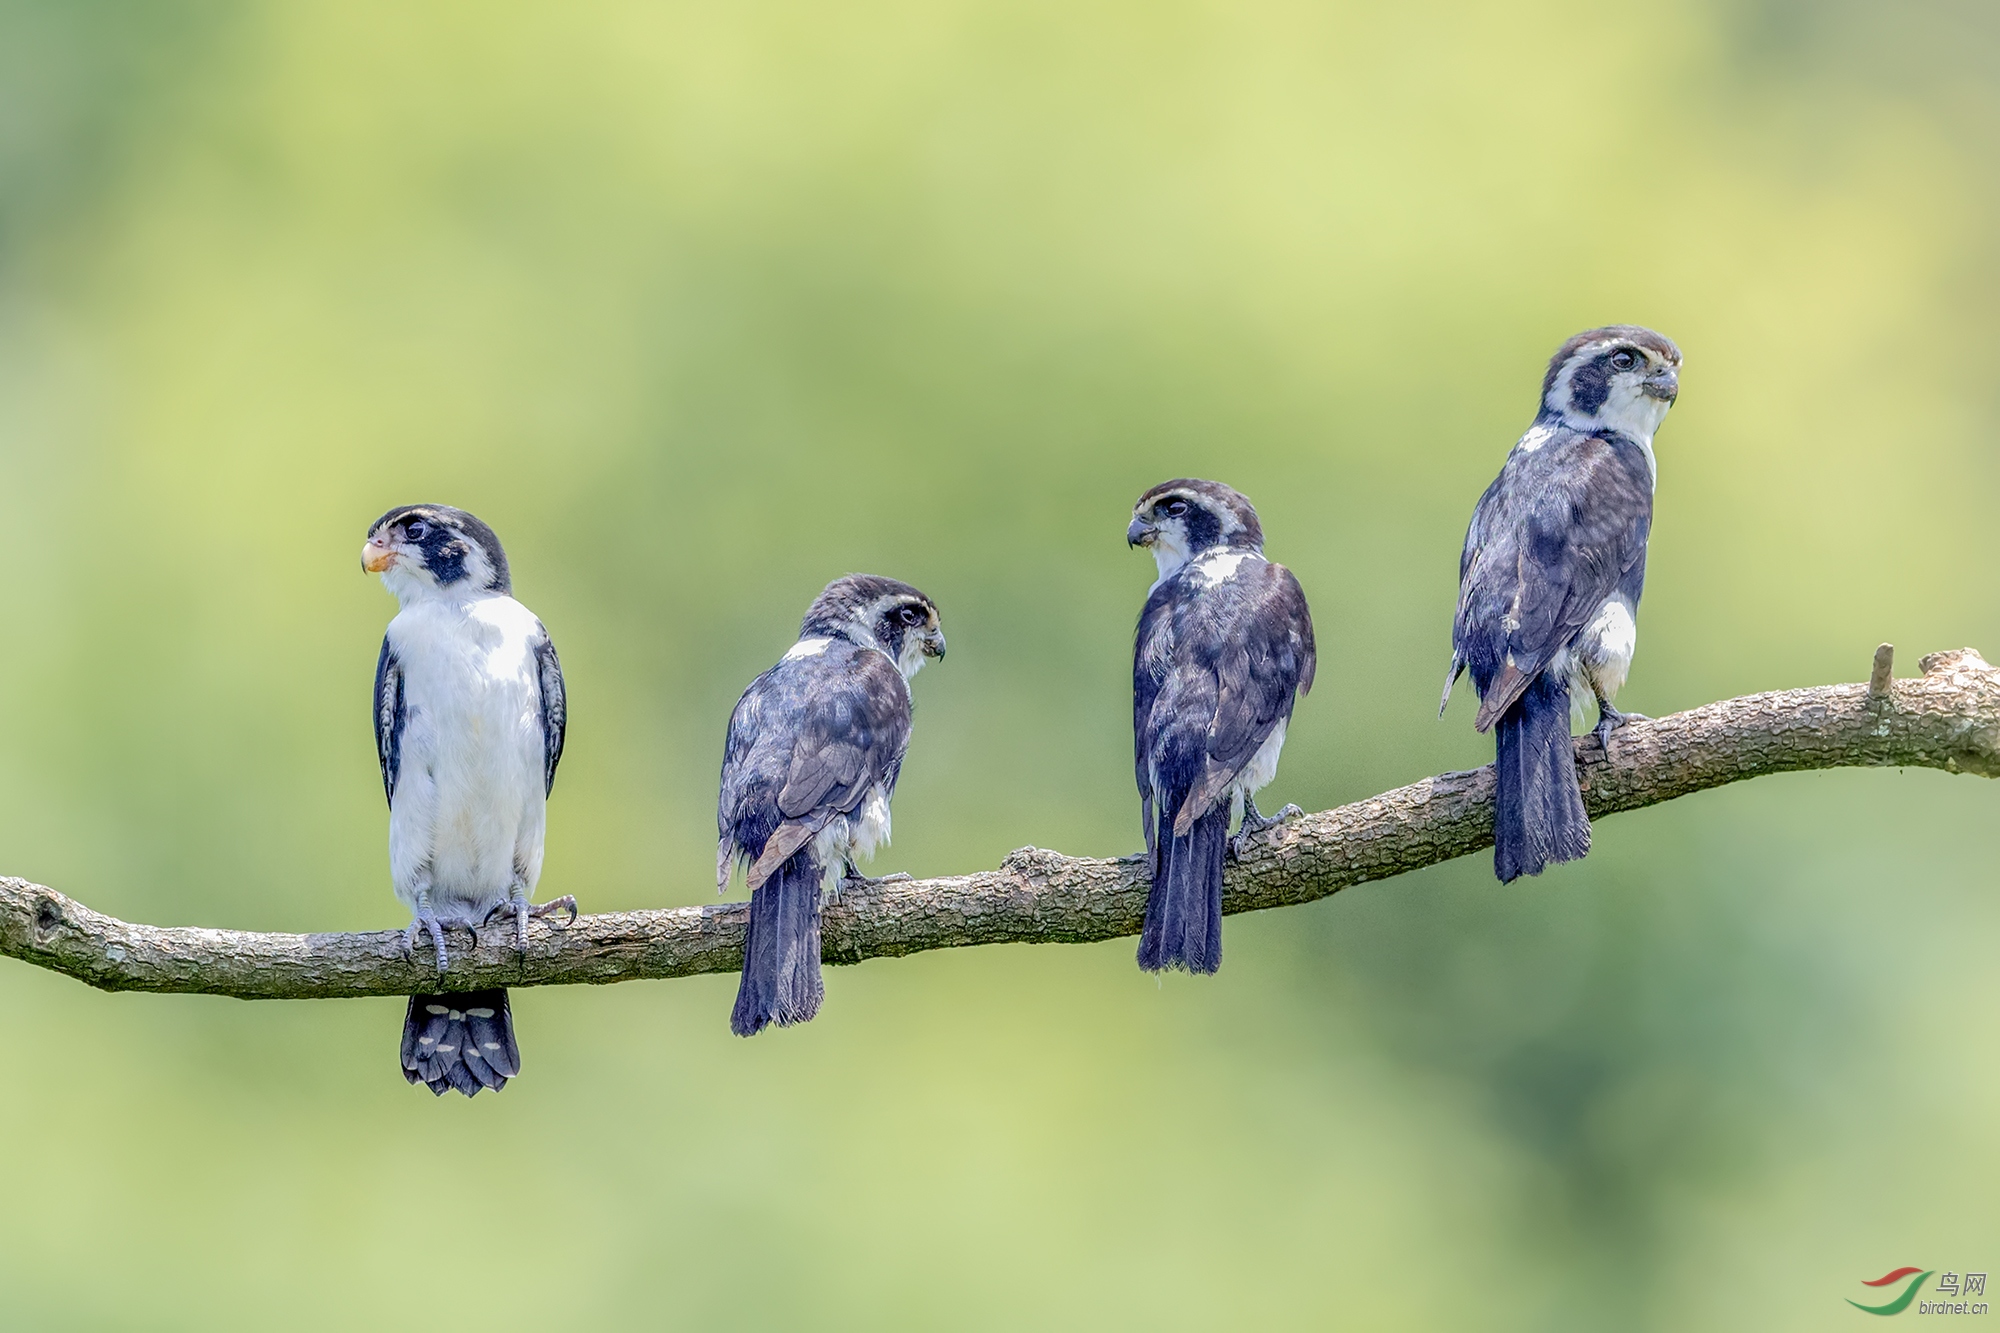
[716,575,947,1035]
[1127,480,1316,975]
[363,503,576,1096]
[1442,325,1682,882]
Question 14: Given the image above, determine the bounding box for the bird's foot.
[492,895,579,953]
[1592,701,1649,752]
[1229,801,1303,861]
[837,869,913,898]
[402,912,451,972]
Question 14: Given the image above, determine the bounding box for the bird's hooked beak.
[1126,516,1156,548]
[922,627,947,660]
[1642,365,1679,403]
[361,532,399,574]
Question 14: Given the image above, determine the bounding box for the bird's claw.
[493,895,580,953]
[1592,701,1648,752]
[402,913,451,972]
[837,870,912,898]
[1229,802,1302,861]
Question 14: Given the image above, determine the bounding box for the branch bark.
[4,647,1995,1001]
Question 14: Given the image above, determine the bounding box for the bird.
[716,575,946,1036]
[1127,479,1316,974]
[363,503,576,1096]
[1441,325,1682,883]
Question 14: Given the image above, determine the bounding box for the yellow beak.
[361,539,397,574]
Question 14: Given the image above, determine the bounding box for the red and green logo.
[1848,1268,1932,1316]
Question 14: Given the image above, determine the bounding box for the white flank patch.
[813,783,895,898]
[1229,717,1289,799]
[1555,594,1640,727]
[783,636,834,661]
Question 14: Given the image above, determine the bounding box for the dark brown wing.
[1175,560,1316,834]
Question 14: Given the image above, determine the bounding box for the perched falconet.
[364,504,576,1095]
[1128,480,1316,974]
[716,575,946,1036]
[1442,325,1682,882]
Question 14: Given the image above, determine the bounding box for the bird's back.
[719,642,912,856]
[1136,553,1314,811]
[1454,427,1653,705]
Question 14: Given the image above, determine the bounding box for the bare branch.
[4,647,1996,1001]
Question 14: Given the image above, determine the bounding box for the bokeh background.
[0,1,1995,1327]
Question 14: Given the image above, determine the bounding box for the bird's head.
[802,574,946,679]
[362,504,512,603]
[1538,325,1682,442]
[1126,479,1263,584]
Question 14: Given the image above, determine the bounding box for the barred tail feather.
[1138,801,1227,974]
[732,851,825,1036]
[1492,672,1591,883]
[401,988,519,1097]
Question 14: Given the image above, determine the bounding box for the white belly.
[386,597,549,923]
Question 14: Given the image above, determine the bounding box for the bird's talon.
[839,870,910,893]
[528,895,579,926]
[1592,700,1647,752]
[407,914,450,973]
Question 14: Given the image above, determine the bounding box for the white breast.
[386,595,550,921]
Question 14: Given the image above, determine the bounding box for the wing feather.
[719,644,914,892]
[532,626,566,795]
[1453,430,1652,732]
[1138,559,1315,837]
[372,635,406,808]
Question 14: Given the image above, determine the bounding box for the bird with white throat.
[363,503,576,1096]
[1442,325,1682,883]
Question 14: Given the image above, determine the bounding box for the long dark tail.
[1137,801,1227,974]
[401,988,519,1097]
[732,850,824,1037]
[1492,672,1591,883]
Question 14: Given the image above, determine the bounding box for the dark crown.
[801,574,936,639]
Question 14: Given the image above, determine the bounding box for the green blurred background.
[0,0,1995,1327]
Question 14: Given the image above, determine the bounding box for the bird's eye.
[898,606,925,627]
[1161,499,1190,518]
[405,520,429,541]
[1609,349,1638,372]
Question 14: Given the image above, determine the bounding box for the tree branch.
[4,647,1995,1001]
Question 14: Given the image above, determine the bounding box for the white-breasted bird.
[363,504,576,1096]
[1442,325,1682,882]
